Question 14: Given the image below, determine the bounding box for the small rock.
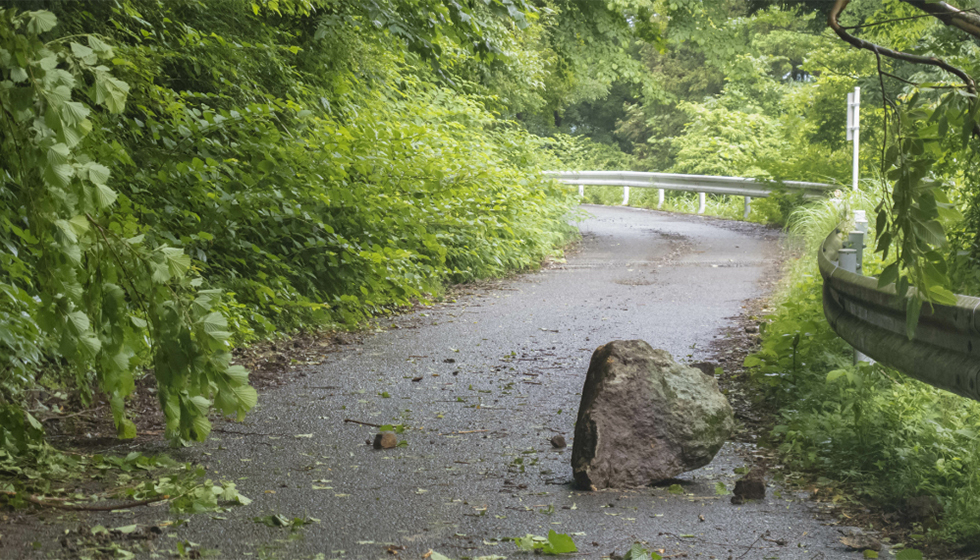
[840,534,881,552]
[744,325,759,333]
[731,478,765,503]
[550,435,567,448]
[731,462,767,504]
[373,432,397,449]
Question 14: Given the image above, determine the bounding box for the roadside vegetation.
[3,0,980,553]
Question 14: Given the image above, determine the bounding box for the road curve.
[10,205,871,559]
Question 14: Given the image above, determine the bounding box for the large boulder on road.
[571,340,734,489]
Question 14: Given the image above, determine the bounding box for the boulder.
[571,340,734,489]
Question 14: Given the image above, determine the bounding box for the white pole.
[849,87,860,190]
[697,192,706,214]
[743,196,751,220]
[578,184,584,197]
[658,188,664,208]
[622,186,630,206]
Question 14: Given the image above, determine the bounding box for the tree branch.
[899,0,980,39]
[828,0,977,94]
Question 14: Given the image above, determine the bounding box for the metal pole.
[579,184,584,197]
[623,186,630,206]
[658,188,664,209]
[697,192,706,214]
[848,87,860,191]
[743,196,751,220]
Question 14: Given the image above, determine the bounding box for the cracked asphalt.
[4,205,873,559]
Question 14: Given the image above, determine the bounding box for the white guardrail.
[820,227,980,402]
[544,170,837,218]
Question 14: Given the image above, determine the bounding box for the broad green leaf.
[10,67,28,83]
[225,365,249,386]
[233,385,258,411]
[189,396,210,416]
[86,162,111,185]
[545,530,576,554]
[895,550,922,560]
[87,35,113,57]
[70,42,97,65]
[191,414,212,441]
[66,310,90,334]
[95,184,118,208]
[94,71,130,113]
[201,312,228,333]
[54,219,78,244]
[160,247,191,278]
[26,10,58,34]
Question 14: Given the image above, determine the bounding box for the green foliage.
[0,7,253,449]
[621,543,663,560]
[745,196,980,547]
[513,530,577,555]
[545,133,640,171]
[0,448,250,515]
[0,1,577,459]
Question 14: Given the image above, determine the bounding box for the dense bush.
[0,2,575,453]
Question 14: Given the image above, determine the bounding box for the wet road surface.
[9,205,872,559]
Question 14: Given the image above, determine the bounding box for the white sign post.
[846,86,860,190]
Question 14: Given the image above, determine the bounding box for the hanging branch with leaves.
[0,8,256,449]
[827,0,979,335]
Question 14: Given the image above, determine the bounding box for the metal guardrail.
[544,170,837,217]
[819,228,980,401]
[548,170,980,401]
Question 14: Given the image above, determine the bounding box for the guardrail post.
[743,196,751,220]
[837,244,871,365]
[838,248,857,274]
[579,184,584,197]
[658,189,664,209]
[847,231,864,274]
[623,186,630,206]
[697,192,706,214]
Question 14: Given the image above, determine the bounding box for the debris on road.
[373,433,397,449]
[572,340,734,489]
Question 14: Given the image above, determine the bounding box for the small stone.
[731,478,765,502]
[373,432,397,449]
[840,534,881,552]
[550,435,567,448]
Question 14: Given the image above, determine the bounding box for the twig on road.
[343,418,382,428]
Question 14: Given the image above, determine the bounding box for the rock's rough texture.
[571,340,734,489]
[373,432,397,449]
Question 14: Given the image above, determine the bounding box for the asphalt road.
[5,205,873,559]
